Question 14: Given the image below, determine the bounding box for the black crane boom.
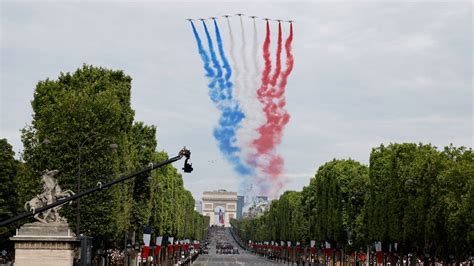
[0,147,192,227]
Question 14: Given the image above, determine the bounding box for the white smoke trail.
[235,19,255,152]
[250,18,265,132]
[239,16,249,81]
[226,17,239,99]
[241,18,266,161]
[234,16,260,195]
[252,18,261,77]
[228,17,253,194]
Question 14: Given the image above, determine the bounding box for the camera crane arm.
[0,147,193,227]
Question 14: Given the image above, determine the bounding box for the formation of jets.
[186,14,294,23]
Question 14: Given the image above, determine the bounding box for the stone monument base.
[11,222,77,266]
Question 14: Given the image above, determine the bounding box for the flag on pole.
[168,237,174,254]
[325,241,331,257]
[375,241,383,264]
[310,240,316,254]
[155,236,162,256]
[142,225,152,261]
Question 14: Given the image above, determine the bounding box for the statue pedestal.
[11,223,77,266]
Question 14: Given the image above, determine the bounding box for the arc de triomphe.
[202,189,237,227]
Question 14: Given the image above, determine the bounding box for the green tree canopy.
[17,65,208,248]
[0,139,19,246]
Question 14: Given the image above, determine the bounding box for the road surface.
[192,227,282,266]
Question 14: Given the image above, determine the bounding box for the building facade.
[202,189,237,227]
[236,195,244,219]
[194,200,202,214]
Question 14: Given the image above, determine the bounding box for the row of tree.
[232,143,473,262]
[0,65,208,250]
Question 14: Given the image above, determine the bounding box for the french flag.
[325,241,331,257]
[142,226,152,260]
[310,240,316,254]
[155,236,163,257]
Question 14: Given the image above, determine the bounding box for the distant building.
[242,196,270,218]
[194,200,202,214]
[256,196,268,202]
[202,189,237,227]
[236,196,244,219]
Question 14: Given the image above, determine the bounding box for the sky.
[1,0,472,201]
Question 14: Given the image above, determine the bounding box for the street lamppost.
[76,134,118,235]
[125,243,132,266]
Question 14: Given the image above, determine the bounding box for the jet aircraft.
[274,19,283,23]
[287,20,295,23]
[186,18,194,22]
[249,15,258,19]
[262,18,271,21]
[222,15,231,18]
[235,13,245,16]
[198,18,206,21]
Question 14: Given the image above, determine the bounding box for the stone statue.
[24,169,75,223]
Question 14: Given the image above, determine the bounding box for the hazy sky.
[1,0,472,201]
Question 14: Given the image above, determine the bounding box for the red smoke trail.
[256,21,272,105]
[276,23,294,97]
[252,23,294,196]
[264,23,294,193]
[253,22,286,156]
[269,22,282,87]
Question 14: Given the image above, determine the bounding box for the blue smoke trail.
[201,20,252,176]
[214,20,232,86]
[202,21,225,103]
[190,21,214,79]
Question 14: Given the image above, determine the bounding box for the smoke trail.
[201,20,252,176]
[202,21,224,102]
[239,16,254,122]
[225,17,253,193]
[214,20,232,87]
[254,21,272,155]
[226,17,238,95]
[266,23,294,196]
[235,17,251,132]
[269,22,283,87]
[251,22,294,197]
[251,18,260,78]
[244,21,272,194]
[190,21,214,79]
[276,23,294,94]
[247,18,265,140]
[237,17,267,196]
[226,17,244,126]
[268,23,294,195]
[239,16,248,81]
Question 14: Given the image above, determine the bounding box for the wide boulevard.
[192,227,282,266]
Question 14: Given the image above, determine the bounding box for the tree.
[7,64,207,254]
[233,143,472,264]
[426,146,473,261]
[307,159,368,248]
[21,65,138,246]
[0,139,19,246]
